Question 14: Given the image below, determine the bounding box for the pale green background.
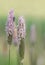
[0,0,45,17]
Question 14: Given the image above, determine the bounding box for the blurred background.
[0,0,45,65]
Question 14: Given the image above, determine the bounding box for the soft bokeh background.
[0,0,45,65]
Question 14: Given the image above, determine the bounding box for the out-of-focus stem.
[9,45,10,65]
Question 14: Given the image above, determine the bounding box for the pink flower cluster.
[5,9,14,37]
[17,16,26,40]
[5,9,26,45]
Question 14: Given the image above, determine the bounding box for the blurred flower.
[17,16,26,40]
[30,24,36,44]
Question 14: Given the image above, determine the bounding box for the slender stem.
[9,45,10,65]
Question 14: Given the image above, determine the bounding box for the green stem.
[9,45,10,65]
[19,38,25,65]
